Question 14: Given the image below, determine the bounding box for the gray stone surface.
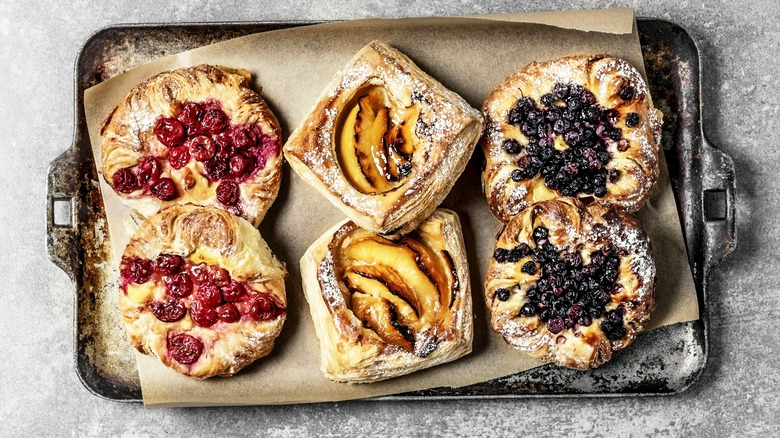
[1,0,775,435]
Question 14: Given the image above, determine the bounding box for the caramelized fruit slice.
[337,86,420,194]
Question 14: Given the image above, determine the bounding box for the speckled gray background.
[2,0,775,435]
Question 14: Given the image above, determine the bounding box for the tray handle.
[47,148,82,280]
[700,137,737,269]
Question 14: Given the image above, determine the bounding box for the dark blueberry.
[547,317,565,334]
[580,91,596,105]
[564,252,583,268]
[545,108,561,122]
[596,150,610,163]
[606,256,620,271]
[515,243,531,257]
[521,261,538,275]
[532,226,549,243]
[520,303,537,317]
[527,109,544,124]
[566,97,582,111]
[564,130,580,145]
[502,139,521,154]
[517,155,531,168]
[520,121,537,136]
[540,309,554,322]
[510,169,524,182]
[577,314,593,327]
[625,112,640,128]
[493,248,510,262]
[495,288,511,302]
[529,156,543,170]
[608,129,622,141]
[569,85,584,98]
[536,123,549,138]
[553,83,570,99]
[591,252,606,266]
[594,186,608,198]
[607,169,621,183]
[538,139,554,154]
[540,93,556,107]
[581,106,600,123]
[553,119,571,134]
[506,249,521,263]
[619,85,635,101]
[508,107,526,125]
[516,97,535,112]
[603,109,620,124]
[525,141,539,156]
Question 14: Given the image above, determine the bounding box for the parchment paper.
[83,9,699,406]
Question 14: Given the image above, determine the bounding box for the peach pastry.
[300,209,472,382]
[284,41,483,236]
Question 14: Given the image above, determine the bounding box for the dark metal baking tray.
[46,19,736,402]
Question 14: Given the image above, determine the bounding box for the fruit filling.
[493,226,627,341]
[329,223,458,356]
[120,253,286,364]
[112,101,280,207]
[336,85,421,194]
[504,83,638,198]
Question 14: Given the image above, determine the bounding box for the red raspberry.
[203,158,229,181]
[128,258,152,284]
[190,263,209,284]
[250,294,284,321]
[229,154,251,178]
[230,125,259,149]
[155,117,186,147]
[213,131,233,149]
[168,333,203,364]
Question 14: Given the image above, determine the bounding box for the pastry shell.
[481,55,662,222]
[284,41,483,236]
[484,199,656,369]
[300,209,472,383]
[119,205,287,378]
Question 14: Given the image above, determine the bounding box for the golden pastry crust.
[484,199,655,369]
[119,205,287,378]
[284,41,483,237]
[101,64,283,227]
[300,209,472,383]
[481,55,662,222]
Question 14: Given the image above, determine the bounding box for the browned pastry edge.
[484,198,656,369]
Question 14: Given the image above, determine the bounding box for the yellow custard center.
[336,85,420,194]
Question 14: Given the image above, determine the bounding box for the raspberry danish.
[284,41,483,237]
[101,64,282,226]
[119,205,287,378]
[300,209,472,383]
[481,55,662,222]
[484,199,656,369]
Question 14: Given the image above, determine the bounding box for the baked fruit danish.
[118,205,287,378]
[481,55,662,222]
[300,209,472,383]
[484,199,655,369]
[284,41,483,236]
[101,64,283,226]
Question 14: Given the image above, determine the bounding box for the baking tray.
[46,19,736,402]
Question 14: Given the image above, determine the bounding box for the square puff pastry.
[284,41,484,237]
[300,209,472,383]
